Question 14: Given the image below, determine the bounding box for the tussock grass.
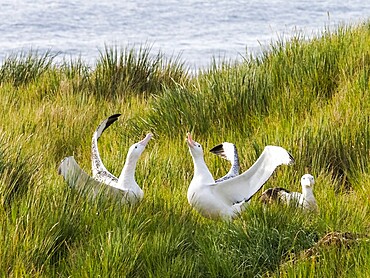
[1,21,370,277]
[90,45,189,99]
[0,50,55,87]
[0,133,41,209]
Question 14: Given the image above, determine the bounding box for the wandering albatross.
[58,114,152,204]
[186,133,294,220]
[260,174,318,211]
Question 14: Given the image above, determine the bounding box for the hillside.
[0,22,370,277]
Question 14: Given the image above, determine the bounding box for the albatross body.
[58,114,152,204]
[260,174,318,211]
[186,133,294,220]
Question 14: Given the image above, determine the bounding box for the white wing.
[59,156,126,200]
[59,156,104,190]
[210,142,240,182]
[211,146,294,205]
[91,114,121,184]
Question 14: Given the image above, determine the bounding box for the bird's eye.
[197,144,201,147]
[135,145,138,149]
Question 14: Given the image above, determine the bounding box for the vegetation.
[1,21,370,277]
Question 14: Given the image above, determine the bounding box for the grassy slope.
[0,23,370,277]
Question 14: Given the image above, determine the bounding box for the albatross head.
[301,174,315,188]
[186,132,204,159]
[127,133,153,160]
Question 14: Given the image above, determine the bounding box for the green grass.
[1,22,370,277]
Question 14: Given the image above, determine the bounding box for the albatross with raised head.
[186,133,294,220]
[58,114,152,204]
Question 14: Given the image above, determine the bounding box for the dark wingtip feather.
[103,113,121,132]
[288,152,295,165]
[94,114,122,142]
[209,143,224,155]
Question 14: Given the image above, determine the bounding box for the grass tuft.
[90,45,189,99]
[0,50,56,87]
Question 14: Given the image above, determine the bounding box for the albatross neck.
[302,186,315,199]
[118,155,139,184]
[192,154,214,183]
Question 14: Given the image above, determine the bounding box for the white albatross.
[186,133,294,220]
[209,142,240,182]
[259,174,318,212]
[58,114,152,204]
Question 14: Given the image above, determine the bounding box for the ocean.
[1,0,369,69]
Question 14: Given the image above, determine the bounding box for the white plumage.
[186,133,294,220]
[58,114,152,204]
[260,174,318,211]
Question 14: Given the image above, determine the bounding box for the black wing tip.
[107,113,121,123]
[209,143,224,154]
[109,113,122,119]
[288,152,295,164]
[103,113,121,130]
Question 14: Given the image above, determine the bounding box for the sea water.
[0,0,369,69]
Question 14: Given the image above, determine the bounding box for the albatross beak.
[186,132,196,147]
[139,133,153,147]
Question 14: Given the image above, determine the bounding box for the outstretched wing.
[211,146,294,205]
[210,142,240,182]
[59,156,102,189]
[91,114,121,184]
[59,156,126,201]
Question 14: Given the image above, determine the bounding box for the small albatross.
[58,114,152,204]
[186,133,294,220]
[260,174,318,211]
